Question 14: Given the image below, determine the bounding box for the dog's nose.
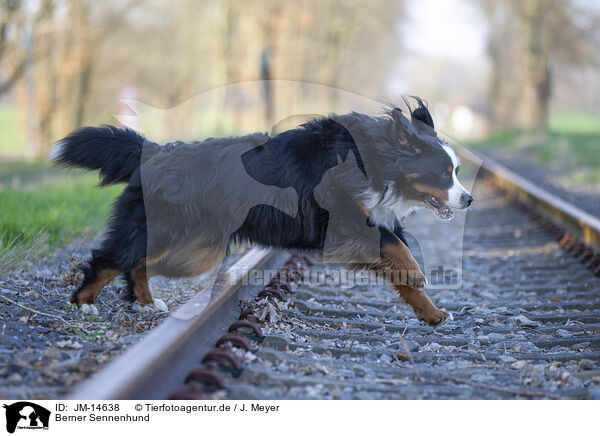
[462,193,473,207]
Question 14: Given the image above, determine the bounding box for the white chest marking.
[364,185,422,230]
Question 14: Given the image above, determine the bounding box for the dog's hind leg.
[129,259,168,313]
[121,272,136,302]
[69,255,121,314]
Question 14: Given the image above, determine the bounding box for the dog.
[52,97,472,326]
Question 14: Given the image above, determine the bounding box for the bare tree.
[0,0,55,96]
[477,0,600,130]
[2,0,404,156]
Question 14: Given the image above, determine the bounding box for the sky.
[402,0,488,63]
[389,0,488,97]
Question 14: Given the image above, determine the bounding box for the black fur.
[235,118,366,249]
[402,95,435,130]
[54,104,463,307]
[52,126,148,186]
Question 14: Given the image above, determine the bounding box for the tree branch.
[0,58,26,95]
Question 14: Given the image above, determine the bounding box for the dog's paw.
[80,303,99,315]
[410,269,428,288]
[132,298,168,314]
[420,308,452,328]
[153,298,168,312]
[442,310,453,325]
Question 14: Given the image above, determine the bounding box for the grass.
[0,105,26,157]
[466,129,524,149]
[548,111,600,134]
[467,111,600,181]
[0,162,122,271]
[0,160,63,186]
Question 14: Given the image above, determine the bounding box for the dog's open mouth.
[424,193,454,220]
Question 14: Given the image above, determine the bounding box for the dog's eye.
[440,171,451,179]
[455,166,460,175]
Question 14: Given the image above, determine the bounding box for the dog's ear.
[391,107,422,156]
[412,105,434,129]
[391,107,411,139]
[391,107,403,123]
[403,95,435,133]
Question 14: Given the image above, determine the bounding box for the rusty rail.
[69,248,291,400]
[69,144,600,400]
[458,146,600,276]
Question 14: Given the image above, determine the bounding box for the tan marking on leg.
[73,269,120,305]
[374,240,449,327]
[131,262,153,305]
[151,241,226,278]
[379,240,426,288]
[395,285,449,327]
[325,238,381,265]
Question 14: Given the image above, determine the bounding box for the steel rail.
[68,146,599,400]
[69,248,291,400]
[459,148,600,251]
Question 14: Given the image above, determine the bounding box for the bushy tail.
[51,125,146,185]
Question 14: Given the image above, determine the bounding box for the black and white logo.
[3,402,50,434]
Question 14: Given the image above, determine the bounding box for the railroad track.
[69,151,600,400]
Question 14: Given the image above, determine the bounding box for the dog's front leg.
[393,284,450,327]
[129,259,168,313]
[375,230,451,327]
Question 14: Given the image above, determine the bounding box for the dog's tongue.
[437,204,454,220]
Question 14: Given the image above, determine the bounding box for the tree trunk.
[520,0,550,130]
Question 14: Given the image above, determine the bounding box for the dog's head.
[362,97,473,223]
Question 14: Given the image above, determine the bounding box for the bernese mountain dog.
[52,97,472,327]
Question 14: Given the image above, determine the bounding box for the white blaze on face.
[443,144,471,209]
